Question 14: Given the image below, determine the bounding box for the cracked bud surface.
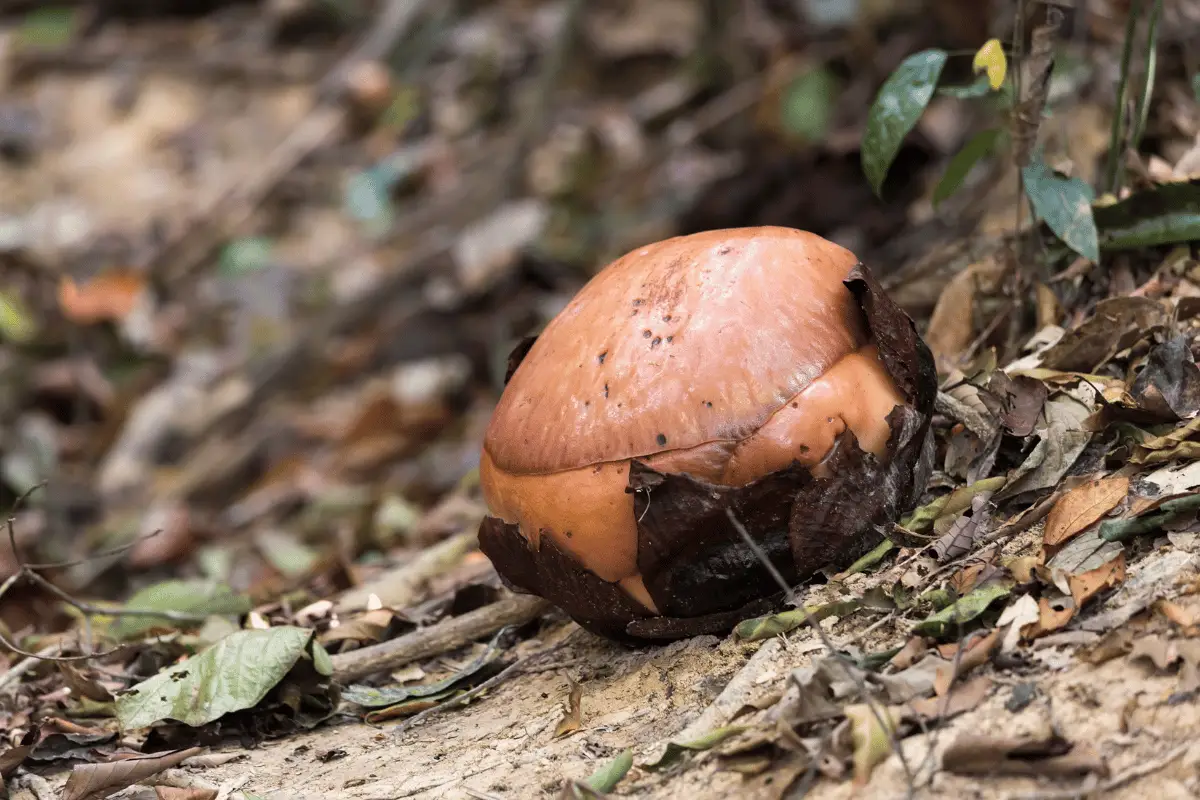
[477,226,937,642]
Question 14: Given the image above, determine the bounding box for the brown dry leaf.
[554,681,583,738]
[155,788,218,800]
[61,747,202,800]
[56,663,115,703]
[925,268,977,371]
[1079,627,1135,664]
[1007,555,1041,584]
[57,270,147,325]
[1129,634,1177,671]
[320,608,401,647]
[1011,6,1063,167]
[1155,599,1200,635]
[1043,475,1129,549]
[908,675,993,720]
[887,636,929,670]
[1022,595,1076,639]
[934,628,1000,696]
[942,732,1107,778]
[1067,551,1126,608]
[1035,282,1061,328]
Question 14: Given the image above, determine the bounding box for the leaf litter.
[5,2,1200,800]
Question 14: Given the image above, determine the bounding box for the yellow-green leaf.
[973,38,1007,90]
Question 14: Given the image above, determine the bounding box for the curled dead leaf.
[554,680,583,738]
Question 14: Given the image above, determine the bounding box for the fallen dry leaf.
[1066,552,1126,607]
[58,270,147,325]
[1043,475,1129,549]
[1154,598,1200,635]
[1022,595,1077,639]
[925,267,977,371]
[155,788,218,800]
[908,675,993,720]
[61,747,203,800]
[941,732,1107,779]
[934,628,999,696]
[554,680,583,738]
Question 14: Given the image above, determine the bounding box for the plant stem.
[1104,0,1143,194]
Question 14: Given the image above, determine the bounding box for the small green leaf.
[584,748,633,792]
[1022,158,1100,263]
[16,7,78,49]
[0,290,37,344]
[912,581,1012,638]
[903,477,1006,534]
[734,598,862,641]
[110,579,251,640]
[219,237,274,278]
[780,67,838,142]
[837,539,894,578]
[1099,493,1200,543]
[933,128,1003,207]
[310,639,333,677]
[115,627,315,730]
[643,726,747,770]
[862,48,948,197]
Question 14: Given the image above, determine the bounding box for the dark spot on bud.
[633,298,644,306]
[717,245,732,255]
[564,530,573,538]
[666,335,674,343]
[791,402,798,408]
[663,314,672,322]
[651,336,662,347]
[603,383,609,398]
[656,433,667,446]
[598,351,607,364]
[799,444,810,453]
[643,329,652,338]
[705,401,713,408]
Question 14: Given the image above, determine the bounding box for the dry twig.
[330,592,552,683]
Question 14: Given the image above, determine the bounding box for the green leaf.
[933,128,1003,207]
[0,291,37,344]
[836,539,894,578]
[912,581,1012,638]
[584,748,633,792]
[344,168,394,236]
[642,726,748,770]
[780,67,838,142]
[936,74,993,99]
[16,7,78,49]
[1094,180,1200,250]
[902,477,1006,534]
[1099,493,1200,543]
[862,48,948,197]
[1022,158,1100,263]
[734,598,861,641]
[342,628,509,708]
[110,579,252,640]
[219,237,273,278]
[115,627,315,729]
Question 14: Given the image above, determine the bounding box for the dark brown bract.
[477,226,937,642]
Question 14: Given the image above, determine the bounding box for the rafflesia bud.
[477,226,937,642]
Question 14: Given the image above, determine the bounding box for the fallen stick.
[330,592,552,683]
[335,531,476,614]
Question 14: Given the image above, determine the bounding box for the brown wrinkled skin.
[480,227,906,613]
